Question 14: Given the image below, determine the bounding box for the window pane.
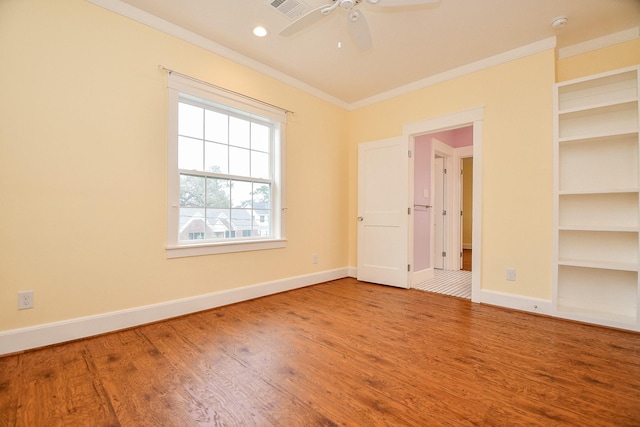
[251,122,270,152]
[253,183,270,205]
[231,208,252,236]
[229,116,250,148]
[179,174,205,207]
[205,110,228,143]
[206,177,230,208]
[255,210,271,237]
[178,136,203,171]
[179,103,203,139]
[229,146,250,177]
[253,183,271,237]
[251,151,270,179]
[178,208,205,241]
[206,208,230,239]
[204,141,228,174]
[231,180,253,208]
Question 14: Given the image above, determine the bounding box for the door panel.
[357,137,409,288]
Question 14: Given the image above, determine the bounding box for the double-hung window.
[166,74,286,258]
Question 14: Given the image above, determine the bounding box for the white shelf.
[554,66,640,331]
[558,189,640,195]
[558,102,638,140]
[558,97,639,116]
[559,192,638,229]
[558,68,638,111]
[559,229,638,268]
[557,265,638,325]
[556,303,637,326]
[558,259,638,272]
[559,225,639,232]
[558,129,640,144]
[559,132,638,193]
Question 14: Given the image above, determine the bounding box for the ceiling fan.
[279,0,439,51]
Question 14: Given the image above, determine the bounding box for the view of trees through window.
[177,100,273,242]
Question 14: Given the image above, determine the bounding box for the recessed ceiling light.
[253,26,268,37]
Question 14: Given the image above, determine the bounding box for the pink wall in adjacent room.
[414,125,473,148]
[413,126,472,273]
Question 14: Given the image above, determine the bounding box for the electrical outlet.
[18,290,34,310]
[506,268,516,281]
[312,254,318,264]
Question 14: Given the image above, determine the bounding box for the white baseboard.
[478,289,552,316]
[348,266,357,278]
[0,268,349,356]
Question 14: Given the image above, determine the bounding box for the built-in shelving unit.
[553,66,640,331]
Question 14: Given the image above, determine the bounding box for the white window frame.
[166,74,286,258]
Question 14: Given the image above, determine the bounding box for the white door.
[433,157,446,269]
[357,137,409,288]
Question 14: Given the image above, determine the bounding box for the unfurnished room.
[1,0,640,425]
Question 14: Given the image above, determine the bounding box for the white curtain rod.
[158,65,294,115]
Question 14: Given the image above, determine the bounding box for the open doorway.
[411,126,473,299]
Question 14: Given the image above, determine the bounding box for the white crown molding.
[87,0,560,111]
[348,37,557,110]
[0,267,349,355]
[558,27,639,60]
[86,0,351,110]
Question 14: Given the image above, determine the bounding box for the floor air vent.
[269,0,310,20]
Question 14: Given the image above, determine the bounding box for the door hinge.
[408,264,411,272]
[442,210,447,216]
[408,150,412,158]
[442,251,446,257]
[408,207,411,215]
[443,168,447,174]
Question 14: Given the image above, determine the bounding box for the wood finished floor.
[1,277,640,426]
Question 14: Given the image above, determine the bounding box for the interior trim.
[0,268,349,356]
[558,27,639,59]
[87,0,557,111]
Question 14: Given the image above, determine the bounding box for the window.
[167,74,286,258]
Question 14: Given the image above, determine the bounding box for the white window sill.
[167,239,286,259]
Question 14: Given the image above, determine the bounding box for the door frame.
[405,108,483,302]
[432,138,470,272]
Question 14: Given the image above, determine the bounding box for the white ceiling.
[109,0,639,106]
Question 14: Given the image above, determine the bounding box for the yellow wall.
[557,38,640,82]
[348,50,557,299]
[2,0,638,334]
[0,0,348,331]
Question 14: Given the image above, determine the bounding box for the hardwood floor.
[462,249,472,271]
[1,278,639,426]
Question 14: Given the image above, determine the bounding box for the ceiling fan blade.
[348,10,372,51]
[279,5,328,36]
[367,0,439,6]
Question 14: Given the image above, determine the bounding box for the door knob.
[358,217,364,222]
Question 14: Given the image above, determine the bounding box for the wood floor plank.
[11,340,119,426]
[2,277,640,426]
[0,354,20,427]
